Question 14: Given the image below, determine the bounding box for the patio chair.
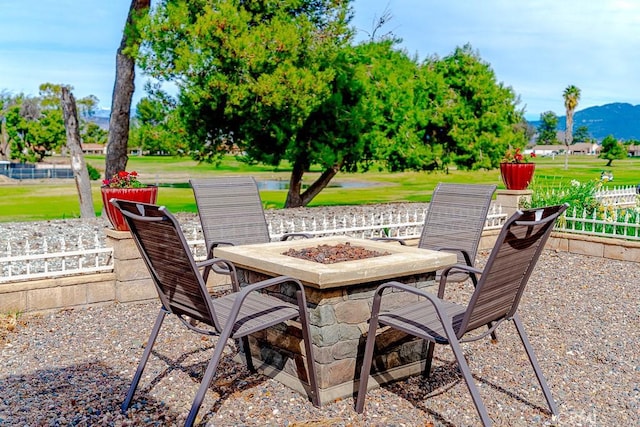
[377,183,496,284]
[190,176,309,280]
[111,199,319,427]
[356,204,568,426]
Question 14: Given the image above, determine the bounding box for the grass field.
[0,154,637,222]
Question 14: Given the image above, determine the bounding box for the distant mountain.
[528,102,640,141]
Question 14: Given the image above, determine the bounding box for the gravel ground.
[1,210,639,426]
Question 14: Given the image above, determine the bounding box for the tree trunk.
[564,111,574,170]
[284,160,341,208]
[61,87,95,218]
[105,0,150,179]
[0,120,9,161]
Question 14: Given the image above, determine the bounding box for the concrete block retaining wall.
[2,226,638,315]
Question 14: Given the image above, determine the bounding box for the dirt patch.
[282,242,390,264]
[0,311,22,344]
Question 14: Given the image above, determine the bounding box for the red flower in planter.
[503,148,536,164]
[102,171,145,188]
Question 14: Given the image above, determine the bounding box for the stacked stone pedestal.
[240,269,436,405]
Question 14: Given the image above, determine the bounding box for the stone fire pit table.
[214,236,457,405]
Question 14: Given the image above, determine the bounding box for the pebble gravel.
[1,209,639,426]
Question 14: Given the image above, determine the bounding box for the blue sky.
[1,0,638,120]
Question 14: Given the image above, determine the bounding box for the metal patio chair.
[377,183,496,284]
[111,199,319,427]
[356,204,568,426]
[190,176,309,280]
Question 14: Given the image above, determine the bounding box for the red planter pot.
[500,163,535,190]
[101,186,158,231]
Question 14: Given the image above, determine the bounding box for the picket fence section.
[594,185,638,207]
[0,235,113,283]
[557,205,640,241]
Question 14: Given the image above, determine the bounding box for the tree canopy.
[537,111,559,145]
[599,135,627,166]
[2,84,106,162]
[137,0,527,207]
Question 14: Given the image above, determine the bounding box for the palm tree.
[562,85,581,170]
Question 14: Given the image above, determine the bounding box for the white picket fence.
[594,185,638,207]
[557,204,640,241]
[0,205,507,283]
[0,235,113,283]
[1,185,638,283]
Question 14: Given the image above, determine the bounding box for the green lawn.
[0,155,637,222]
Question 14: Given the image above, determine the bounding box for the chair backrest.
[458,204,568,336]
[419,183,496,266]
[190,176,271,247]
[110,199,221,330]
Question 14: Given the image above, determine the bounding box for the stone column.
[104,228,157,303]
[496,189,533,218]
[104,228,232,304]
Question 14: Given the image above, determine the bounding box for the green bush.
[86,164,101,181]
[525,179,601,214]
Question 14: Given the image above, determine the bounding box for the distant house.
[628,145,640,157]
[527,143,600,156]
[81,143,106,155]
[570,143,600,155]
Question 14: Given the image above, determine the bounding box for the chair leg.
[423,341,436,377]
[296,289,320,407]
[184,330,232,427]
[239,336,256,372]
[512,314,559,415]
[121,309,167,413]
[447,338,493,427]
[355,313,380,413]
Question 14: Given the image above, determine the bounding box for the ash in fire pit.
[283,242,391,264]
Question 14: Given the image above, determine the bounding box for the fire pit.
[283,242,390,264]
[214,236,457,404]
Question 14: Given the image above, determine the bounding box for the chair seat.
[379,298,466,344]
[213,292,300,338]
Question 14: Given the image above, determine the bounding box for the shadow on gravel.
[147,344,270,424]
[384,354,552,426]
[0,348,269,426]
[0,361,180,424]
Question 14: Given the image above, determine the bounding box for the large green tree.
[562,84,581,169]
[3,85,107,162]
[422,44,526,170]
[129,86,186,155]
[573,125,590,143]
[138,2,526,206]
[138,0,365,207]
[599,135,627,166]
[5,94,66,162]
[537,111,559,145]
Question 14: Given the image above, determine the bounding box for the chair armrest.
[371,281,456,328]
[223,276,308,327]
[438,264,483,297]
[280,232,313,240]
[196,257,240,291]
[431,247,473,266]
